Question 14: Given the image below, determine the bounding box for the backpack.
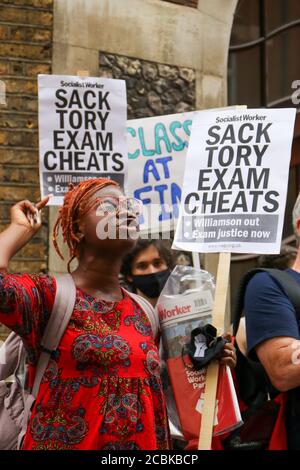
[0,273,158,450]
[224,268,300,450]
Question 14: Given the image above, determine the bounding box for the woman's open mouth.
[116,212,139,229]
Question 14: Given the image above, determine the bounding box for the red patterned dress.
[0,273,169,450]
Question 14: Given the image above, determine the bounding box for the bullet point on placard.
[184,232,190,238]
[47,176,53,182]
[48,186,54,192]
[185,221,191,226]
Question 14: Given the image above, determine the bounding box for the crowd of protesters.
[0,176,300,450]
[0,178,234,450]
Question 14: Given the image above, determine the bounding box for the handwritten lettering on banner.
[127,112,194,233]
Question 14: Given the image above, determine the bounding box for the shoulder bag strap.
[32,273,76,397]
[18,274,76,449]
[233,268,266,336]
[266,269,300,321]
[124,289,159,339]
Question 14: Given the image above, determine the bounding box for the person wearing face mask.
[121,239,237,450]
[120,239,174,307]
[121,240,236,371]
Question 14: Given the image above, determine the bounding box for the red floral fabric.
[0,273,169,450]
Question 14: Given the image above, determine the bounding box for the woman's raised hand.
[10,196,50,233]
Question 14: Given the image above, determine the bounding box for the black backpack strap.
[233,268,268,336]
[265,269,300,321]
[235,341,271,406]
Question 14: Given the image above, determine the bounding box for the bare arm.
[0,197,50,271]
[256,336,300,392]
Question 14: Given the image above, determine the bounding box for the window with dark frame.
[228,0,300,318]
[228,0,300,108]
[228,0,300,187]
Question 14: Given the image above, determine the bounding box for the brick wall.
[0,0,53,273]
[0,0,54,339]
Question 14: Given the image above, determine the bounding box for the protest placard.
[127,107,242,235]
[127,112,194,234]
[38,74,127,204]
[173,108,296,254]
[171,107,296,449]
[157,264,241,448]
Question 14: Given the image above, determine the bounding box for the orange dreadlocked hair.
[53,177,119,272]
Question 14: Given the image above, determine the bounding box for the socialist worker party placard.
[38,74,127,204]
[173,108,296,254]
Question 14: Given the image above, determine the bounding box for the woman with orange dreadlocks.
[0,178,169,450]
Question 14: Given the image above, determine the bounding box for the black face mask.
[132,269,170,299]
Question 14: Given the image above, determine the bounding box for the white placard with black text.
[173,108,296,254]
[38,74,127,204]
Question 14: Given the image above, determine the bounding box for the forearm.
[270,359,300,392]
[0,223,33,270]
[257,340,300,392]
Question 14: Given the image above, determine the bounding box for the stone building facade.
[49,0,238,273]
[0,0,238,338]
[99,53,196,119]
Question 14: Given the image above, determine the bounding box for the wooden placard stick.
[192,252,200,270]
[198,251,231,450]
[77,70,89,77]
